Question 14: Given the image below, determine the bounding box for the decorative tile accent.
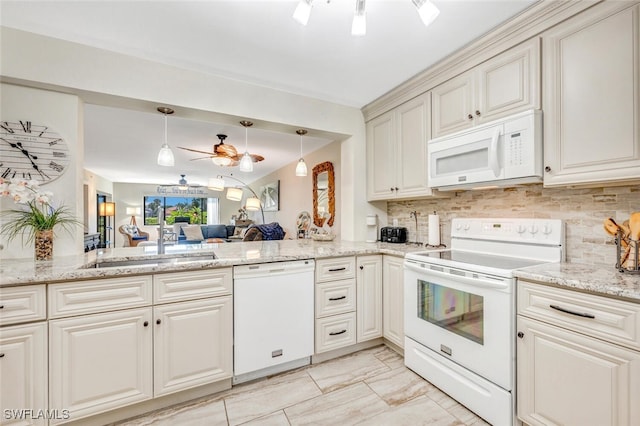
[388,183,640,265]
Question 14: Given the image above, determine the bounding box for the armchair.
[119,224,150,247]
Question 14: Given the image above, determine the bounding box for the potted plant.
[0,178,79,260]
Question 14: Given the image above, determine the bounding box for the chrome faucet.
[157,209,166,254]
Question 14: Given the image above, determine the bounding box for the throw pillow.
[182,225,204,241]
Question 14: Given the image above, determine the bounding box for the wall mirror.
[312,161,335,227]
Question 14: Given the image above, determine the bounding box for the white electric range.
[404,217,564,426]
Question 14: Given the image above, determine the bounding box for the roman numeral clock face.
[0,120,70,183]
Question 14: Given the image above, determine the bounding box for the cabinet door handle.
[143,321,149,327]
[390,187,395,192]
[329,329,347,336]
[545,166,551,173]
[517,332,524,339]
[328,296,346,301]
[467,113,473,120]
[549,304,595,319]
[475,110,481,116]
[359,265,364,270]
[156,319,162,325]
[328,267,346,272]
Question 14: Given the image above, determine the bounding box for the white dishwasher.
[233,259,315,383]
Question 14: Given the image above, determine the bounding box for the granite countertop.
[514,262,640,303]
[0,240,428,287]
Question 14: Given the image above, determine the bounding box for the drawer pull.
[0,305,4,309]
[329,329,347,336]
[0,353,4,358]
[328,267,347,272]
[328,296,346,301]
[550,304,595,319]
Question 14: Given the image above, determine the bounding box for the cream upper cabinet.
[366,93,433,201]
[432,38,540,138]
[542,2,640,187]
[382,255,404,349]
[517,280,640,426]
[356,255,383,342]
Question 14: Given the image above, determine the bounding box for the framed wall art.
[259,180,280,212]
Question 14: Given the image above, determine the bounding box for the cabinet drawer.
[49,276,152,319]
[154,268,232,304]
[518,281,640,351]
[316,279,356,318]
[315,312,357,353]
[315,257,356,283]
[0,285,46,326]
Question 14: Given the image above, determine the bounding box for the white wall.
[247,141,342,238]
[1,27,379,241]
[0,83,84,260]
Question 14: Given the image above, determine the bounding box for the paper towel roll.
[428,213,440,246]
[366,215,377,226]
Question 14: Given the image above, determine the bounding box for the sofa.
[173,224,236,244]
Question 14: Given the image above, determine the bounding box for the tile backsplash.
[388,184,640,266]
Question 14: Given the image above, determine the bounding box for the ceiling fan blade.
[249,154,265,163]
[189,156,214,161]
[178,146,217,156]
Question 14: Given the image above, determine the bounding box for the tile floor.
[116,345,491,426]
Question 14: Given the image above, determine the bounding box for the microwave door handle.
[489,128,502,177]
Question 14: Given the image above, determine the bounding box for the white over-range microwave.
[428,109,542,191]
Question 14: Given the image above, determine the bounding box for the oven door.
[403,259,514,390]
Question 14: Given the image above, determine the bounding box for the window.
[144,196,219,225]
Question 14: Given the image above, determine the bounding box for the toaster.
[380,227,408,243]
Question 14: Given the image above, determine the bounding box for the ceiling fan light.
[239,152,253,172]
[413,0,440,27]
[211,156,232,166]
[157,144,174,167]
[293,0,313,25]
[208,177,225,191]
[245,197,261,211]
[351,0,366,36]
[296,158,308,177]
[226,187,244,201]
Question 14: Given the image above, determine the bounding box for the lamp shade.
[226,187,243,201]
[239,152,253,172]
[245,197,261,211]
[414,0,440,27]
[99,202,116,217]
[126,207,141,216]
[296,159,308,177]
[157,144,174,167]
[208,177,225,191]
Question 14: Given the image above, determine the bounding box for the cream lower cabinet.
[49,308,154,424]
[0,323,48,426]
[432,37,540,138]
[366,93,433,201]
[153,296,232,397]
[542,1,640,187]
[382,255,404,349]
[356,255,383,342]
[517,281,640,425]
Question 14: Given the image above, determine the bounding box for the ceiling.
[0,0,538,186]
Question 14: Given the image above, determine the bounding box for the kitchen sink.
[91,254,217,268]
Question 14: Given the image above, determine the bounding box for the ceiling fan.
[178,134,264,167]
[158,174,204,190]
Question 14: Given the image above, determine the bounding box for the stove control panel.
[451,218,564,245]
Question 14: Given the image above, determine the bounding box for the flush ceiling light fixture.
[239,120,254,173]
[295,129,308,177]
[156,107,175,167]
[293,0,439,35]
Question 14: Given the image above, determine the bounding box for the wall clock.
[0,120,70,184]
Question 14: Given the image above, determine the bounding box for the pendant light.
[156,107,175,167]
[295,129,308,177]
[239,120,254,173]
[412,0,440,27]
[293,0,314,25]
[352,0,366,36]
